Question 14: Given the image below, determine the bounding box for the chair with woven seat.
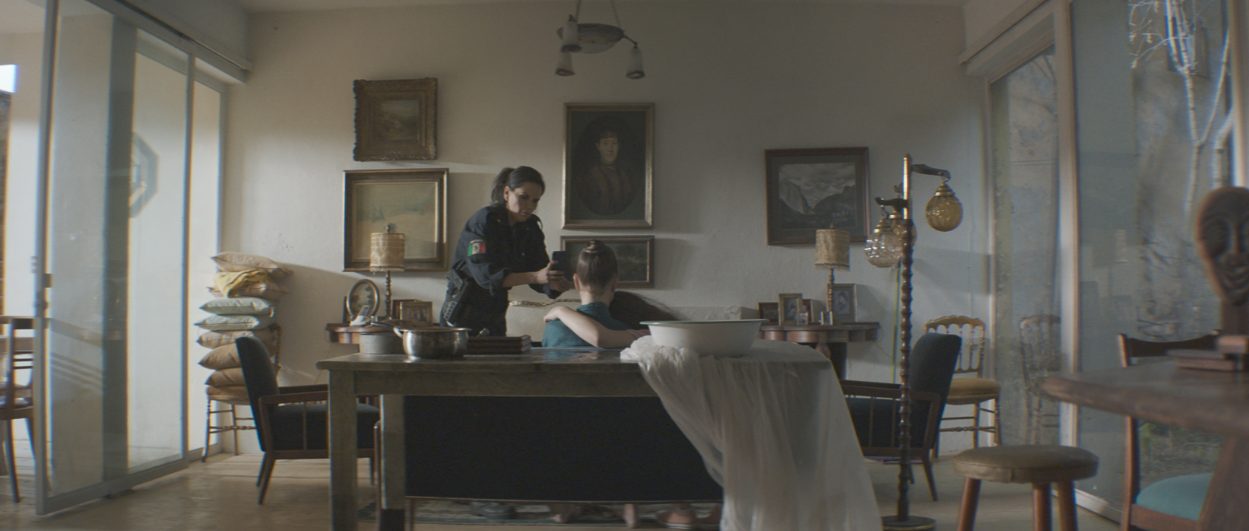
[1118,332,1218,531]
[236,336,378,504]
[843,332,961,501]
[952,444,1099,531]
[0,316,34,502]
[925,315,1000,458]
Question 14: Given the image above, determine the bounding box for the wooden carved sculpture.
[1195,186,1249,334]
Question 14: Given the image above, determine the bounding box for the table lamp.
[369,225,405,320]
[815,227,850,324]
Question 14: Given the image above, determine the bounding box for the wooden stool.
[952,445,1098,531]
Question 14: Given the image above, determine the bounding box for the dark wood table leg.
[328,372,358,531]
[1198,436,1249,530]
[377,394,405,530]
[818,342,847,380]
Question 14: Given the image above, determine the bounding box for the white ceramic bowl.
[641,319,766,355]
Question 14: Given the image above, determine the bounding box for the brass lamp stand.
[815,227,850,323]
[867,154,963,531]
[369,225,406,320]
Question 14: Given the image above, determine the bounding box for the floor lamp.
[864,154,963,530]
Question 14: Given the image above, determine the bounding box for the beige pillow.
[207,281,286,301]
[201,297,274,316]
[205,384,249,402]
[198,344,239,370]
[212,252,292,278]
[196,327,280,350]
[205,368,245,387]
[195,314,275,332]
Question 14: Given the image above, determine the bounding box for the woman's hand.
[536,261,572,291]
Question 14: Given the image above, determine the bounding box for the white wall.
[224,1,987,387]
[1,30,42,317]
[962,0,1034,51]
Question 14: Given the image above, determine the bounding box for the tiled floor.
[0,453,1118,530]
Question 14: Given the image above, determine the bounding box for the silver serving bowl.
[392,326,470,359]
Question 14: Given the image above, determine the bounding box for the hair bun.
[583,240,606,254]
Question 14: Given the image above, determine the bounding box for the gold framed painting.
[563,103,654,229]
[343,168,447,272]
[560,236,655,288]
[353,78,437,161]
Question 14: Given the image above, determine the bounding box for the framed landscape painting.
[563,103,653,229]
[343,168,447,272]
[765,147,869,245]
[353,78,437,161]
[560,236,654,288]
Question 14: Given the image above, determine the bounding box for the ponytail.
[490,166,546,204]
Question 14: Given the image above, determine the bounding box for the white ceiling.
[238,0,970,14]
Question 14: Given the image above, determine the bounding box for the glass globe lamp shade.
[864,217,904,268]
[925,182,963,232]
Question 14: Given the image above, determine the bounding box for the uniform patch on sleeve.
[468,240,487,256]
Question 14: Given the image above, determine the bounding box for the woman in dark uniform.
[439,166,569,336]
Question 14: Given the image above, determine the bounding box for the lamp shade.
[556,51,575,76]
[815,228,850,268]
[925,181,963,232]
[626,44,645,79]
[369,232,405,271]
[864,217,903,268]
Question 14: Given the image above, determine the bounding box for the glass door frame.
[29,0,230,515]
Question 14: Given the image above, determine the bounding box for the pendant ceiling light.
[555,0,645,79]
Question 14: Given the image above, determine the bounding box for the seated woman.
[543,241,721,529]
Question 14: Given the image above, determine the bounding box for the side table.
[758,322,879,379]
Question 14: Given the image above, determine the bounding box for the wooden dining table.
[1042,361,1249,530]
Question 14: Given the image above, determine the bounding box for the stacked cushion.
[197,253,288,405]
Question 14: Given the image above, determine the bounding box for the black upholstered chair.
[236,336,378,504]
[842,332,961,501]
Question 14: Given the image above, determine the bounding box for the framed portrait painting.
[765,147,869,244]
[353,78,437,161]
[563,103,653,229]
[560,236,654,288]
[830,284,857,323]
[343,168,447,272]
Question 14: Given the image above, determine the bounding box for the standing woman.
[440,166,570,336]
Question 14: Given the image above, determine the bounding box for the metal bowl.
[393,326,470,359]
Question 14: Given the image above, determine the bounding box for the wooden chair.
[235,337,378,504]
[925,316,1000,457]
[0,316,34,502]
[843,332,961,501]
[1117,332,1218,531]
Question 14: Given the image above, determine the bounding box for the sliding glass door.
[33,0,219,513]
[1070,0,1229,512]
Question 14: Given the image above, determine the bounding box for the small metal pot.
[392,326,470,359]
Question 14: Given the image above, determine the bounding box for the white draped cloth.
[622,337,880,531]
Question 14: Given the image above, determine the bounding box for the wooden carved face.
[1196,187,1249,306]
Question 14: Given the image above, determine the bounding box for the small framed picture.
[778,293,807,326]
[757,302,779,325]
[391,299,435,324]
[830,284,857,323]
[560,236,654,288]
[353,78,437,161]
